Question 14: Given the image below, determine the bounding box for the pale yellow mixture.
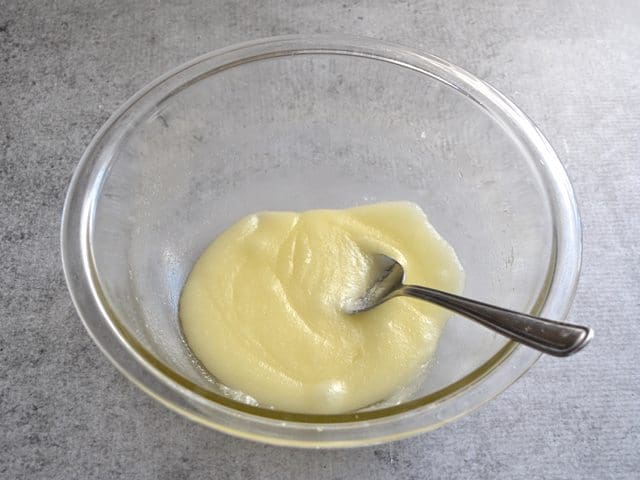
[180,202,464,414]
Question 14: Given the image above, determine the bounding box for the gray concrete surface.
[1,1,639,478]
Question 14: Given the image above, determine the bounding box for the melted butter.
[179,202,464,414]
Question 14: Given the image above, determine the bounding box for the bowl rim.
[61,34,582,447]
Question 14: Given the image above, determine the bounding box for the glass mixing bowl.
[61,35,581,447]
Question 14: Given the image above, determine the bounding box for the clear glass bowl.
[61,35,581,447]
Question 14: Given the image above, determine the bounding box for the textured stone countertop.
[1,1,639,478]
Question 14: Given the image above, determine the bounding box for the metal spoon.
[346,254,592,357]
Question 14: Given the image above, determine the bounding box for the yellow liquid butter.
[179,202,464,414]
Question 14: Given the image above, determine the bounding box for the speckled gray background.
[1,1,639,478]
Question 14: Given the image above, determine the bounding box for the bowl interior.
[89,50,554,417]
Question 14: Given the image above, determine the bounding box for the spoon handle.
[399,285,592,357]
